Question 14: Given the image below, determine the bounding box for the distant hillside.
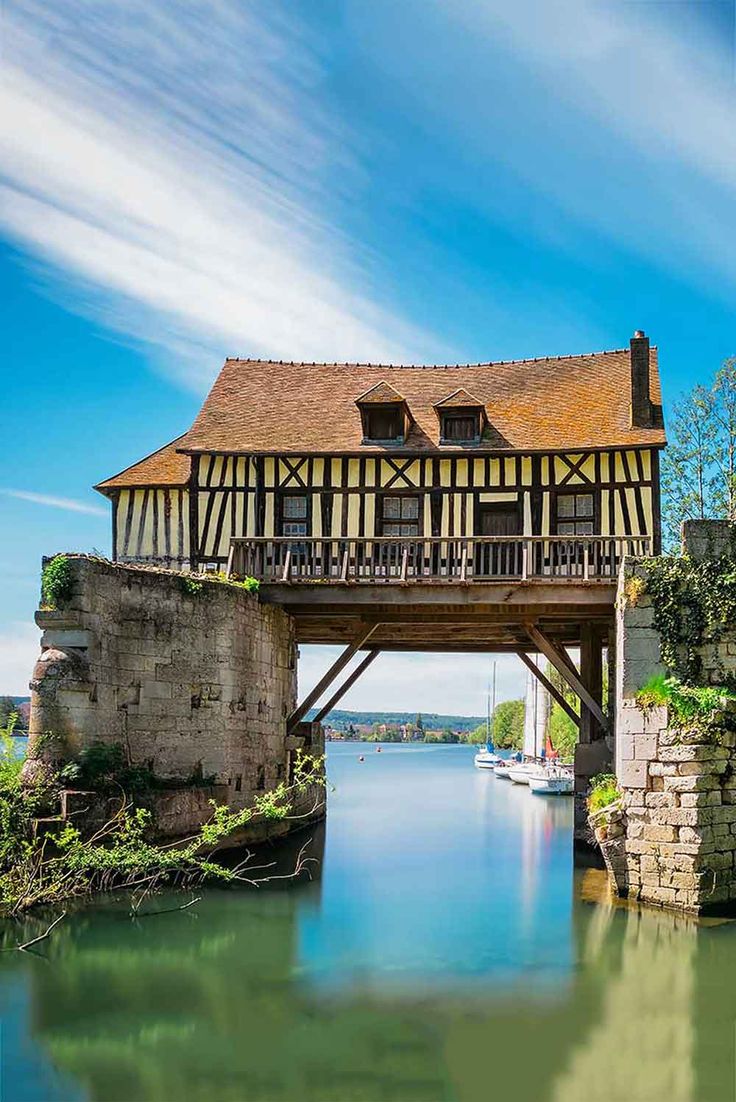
[306,708,484,732]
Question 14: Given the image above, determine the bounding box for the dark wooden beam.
[579,622,604,743]
[288,623,379,732]
[313,649,380,724]
[514,650,580,729]
[524,622,608,733]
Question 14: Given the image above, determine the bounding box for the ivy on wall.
[643,556,736,685]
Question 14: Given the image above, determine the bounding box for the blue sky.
[2,0,736,710]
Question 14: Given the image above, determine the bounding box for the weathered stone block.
[620,759,648,789]
[643,824,678,843]
[664,774,722,792]
[634,732,658,760]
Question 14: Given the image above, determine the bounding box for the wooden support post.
[524,622,608,734]
[514,650,580,729]
[313,649,380,724]
[288,624,379,733]
[579,622,604,743]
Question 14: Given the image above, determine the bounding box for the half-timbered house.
[96,330,665,584]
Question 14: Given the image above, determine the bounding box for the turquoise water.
[2,741,736,1101]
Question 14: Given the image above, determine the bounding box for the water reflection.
[1,743,736,1101]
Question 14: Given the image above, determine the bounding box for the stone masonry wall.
[27,556,323,837]
[615,558,736,912]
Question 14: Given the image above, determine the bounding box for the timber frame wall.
[111,447,662,571]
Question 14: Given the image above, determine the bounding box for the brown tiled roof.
[175,348,665,455]
[95,437,190,494]
[434,388,484,409]
[355,380,405,404]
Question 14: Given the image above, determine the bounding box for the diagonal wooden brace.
[288,623,379,733]
[313,649,380,724]
[524,622,608,733]
[515,649,580,729]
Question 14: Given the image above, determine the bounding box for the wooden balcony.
[227,535,651,585]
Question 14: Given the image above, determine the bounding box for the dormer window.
[355,381,412,444]
[434,388,486,445]
[365,405,403,442]
[442,413,480,442]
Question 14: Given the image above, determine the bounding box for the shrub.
[41,555,74,608]
[588,773,621,813]
[636,674,736,728]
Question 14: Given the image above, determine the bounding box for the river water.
[2,741,736,1101]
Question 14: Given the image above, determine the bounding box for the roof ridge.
[223,347,643,369]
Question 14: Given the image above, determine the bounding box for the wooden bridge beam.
[287,623,380,733]
[514,649,580,729]
[313,649,380,724]
[524,622,608,734]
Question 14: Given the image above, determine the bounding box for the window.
[364,406,403,441]
[441,413,480,442]
[281,494,309,537]
[380,495,421,536]
[555,493,595,536]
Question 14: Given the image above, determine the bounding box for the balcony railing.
[226,535,651,584]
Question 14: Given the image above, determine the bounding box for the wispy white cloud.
[0,1,438,384]
[0,489,107,517]
[435,0,736,290]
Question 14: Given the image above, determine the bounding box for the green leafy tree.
[543,662,579,762]
[0,699,24,730]
[661,359,736,550]
[466,724,490,745]
[491,699,524,749]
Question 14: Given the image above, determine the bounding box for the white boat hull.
[529,773,573,795]
[493,764,512,779]
[508,765,543,785]
[474,751,502,769]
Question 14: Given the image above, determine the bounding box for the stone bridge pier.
[25,556,325,843]
[606,522,736,913]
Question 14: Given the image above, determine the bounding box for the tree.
[543,662,579,762]
[415,713,424,735]
[466,723,490,745]
[491,699,525,749]
[661,385,718,550]
[661,358,736,550]
[0,699,24,730]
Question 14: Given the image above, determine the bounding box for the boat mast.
[533,655,539,758]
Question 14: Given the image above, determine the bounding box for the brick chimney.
[630,330,651,428]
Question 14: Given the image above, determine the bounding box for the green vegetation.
[0,698,27,730]
[641,554,736,684]
[543,663,580,763]
[636,673,736,729]
[424,729,460,744]
[587,773,622,814]
[661,357,736,550]
[467,699,524,749]
[318,709,484,733]
[41,554,74,608]
[0,722,324,915]
[180,572,260,598]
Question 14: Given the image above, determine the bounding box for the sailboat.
[508,660,547,785]
[474,662,503,769]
